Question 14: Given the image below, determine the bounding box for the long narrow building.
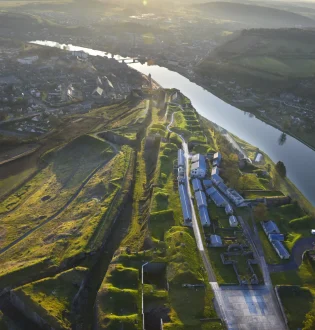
[179,183,192,225]
[178,149,185,168]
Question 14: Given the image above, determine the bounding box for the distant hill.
[197,28,315,92]
[195,2,315,28]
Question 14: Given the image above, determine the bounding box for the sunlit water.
[32,41,315,206]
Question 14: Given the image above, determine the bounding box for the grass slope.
[0,145,134,287]
[13,267,88,330]
[196,2,315,28]
[0,135,113,250]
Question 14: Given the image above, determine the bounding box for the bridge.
[116,57,147,64]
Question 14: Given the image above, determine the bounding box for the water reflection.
[278,133,287,146]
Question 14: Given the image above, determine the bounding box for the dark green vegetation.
[0,97,145,329]
[12,267,88,330]
[94,92,223,329]
[200,29,315,83]
[275,161,287,178]
[195,2,315,28]
[277,285,315,330]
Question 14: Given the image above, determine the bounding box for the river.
[32,41,315,206]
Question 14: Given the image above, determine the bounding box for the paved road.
[237,214,286,329]
[269,237,315,273]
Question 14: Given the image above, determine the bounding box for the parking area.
[217,286,286,330]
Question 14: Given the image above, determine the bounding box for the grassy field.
[0,166,37,199]
[0,145,134,286]
[96,95,223,329]
[272,254,315,287]
[96,256,140,330]
[278,285,315,330]
[239,56,315,78]
[200,29,315,80]
[254,203,313,264]
[0,135,113,250]
[13,267,87,330]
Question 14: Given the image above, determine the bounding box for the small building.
[211,174,223,186]
[191,157,206,179]
[210,235,223,247]
[203,180,213,189]
[262,220,280,235]
[268,233,285,242]
[198,206,211,227]
[272,240,290,259]
[211,166,220,176]
[225,204,233,215]
[192,178,203,192]
[255,153,263,163]
[226,188,245,207]
[213,152,222,167]
[229,216,238,227]
[206,187,227,207]
[178,149,185,168]
[177,168,185,183]
[179,184,192,224]
[191,153,202,163]
[195,190,207,208]
[206,186,217,197]
[92,87,104,98]
[217,182,228,194]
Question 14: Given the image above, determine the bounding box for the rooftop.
[195,190,207,208]
[272,240,290,259]
[262,220,280,235]
[192,178,203,192]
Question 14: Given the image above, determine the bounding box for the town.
[0,42,150,138]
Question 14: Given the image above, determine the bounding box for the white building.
[210,235,223,247]
[229,216,238,227]
[191,154,207,179]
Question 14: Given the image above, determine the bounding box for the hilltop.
[196,28,315,148]
[198,28,315,91]
[195,2,315,28]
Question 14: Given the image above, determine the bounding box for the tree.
[275,161,286,178]
[238,174,251,191]
[225,167,241,190]
[254,203,268,222]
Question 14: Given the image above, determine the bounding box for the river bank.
[191,75,315,152]
[31,40,315,206]
[151,59,315,152]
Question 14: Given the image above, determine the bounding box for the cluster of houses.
[190,152,246,208]
[177,150,246,230]
[261,220,290,259]
[189,152,248,245]
[192,179,210,226]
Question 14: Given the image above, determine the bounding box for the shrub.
[169,133,182,147]
[289,216,315,230]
